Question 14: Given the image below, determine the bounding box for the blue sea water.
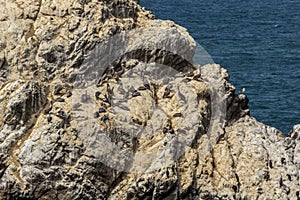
[140,0,300,134]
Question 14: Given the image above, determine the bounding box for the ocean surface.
[141,0,300,134]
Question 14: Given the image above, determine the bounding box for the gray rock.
[0,0,299,199]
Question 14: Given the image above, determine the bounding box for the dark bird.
[96,73,107,87]
[118,86,126,95]
[281,157,286,165]
[186,71,194,77]
[169,129,175,135]
[56,97,65,102]
[115,64,125,77]
[163,127,168,134]
[101,115,109,122]
[54,85,64,95]
[72,103,82,110]
[163,85,172,98]
[114,75,120,82]
[93,112,100,118]
[57,110,67,119]
[47,116,52,123]
[99,107,106,113]
[182,78,192,83]
[138,86,147,91]
[101,103,107,109]
[44,100,53,115]
[106,67,115,79]
[109,108,116,115]
[106,83,114,96]
[132,90,141,97]
[193,73,201,81]
[173,113,182,117]
[143,81,151,90]
[95,91,101,99]
[163,123,175,134]
[128,86,136,93]
[123,91,130,99]
[269,160,273,168]
[163,90,170,98]
[102,93,111,105]
[66,91,72,98]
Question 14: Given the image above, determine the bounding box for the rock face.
[0,0,299,199]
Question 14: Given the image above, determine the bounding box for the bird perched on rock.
[193,73,202,81]
[55,97,65,102]
[66,91,72,98]
[132,90,141,97]
[106,67,115,79]
[143,81,151,90]
[93,112,100,118]
[44,100,53,115]
[72,103,82,110]
[99,107,106,113]
[239,88,246,94]
[102,93,111,105]
[106,83,114,96]
[54,85,64,95]
[96,73,107,87]
[138,85,147,91]
[173,113,182,117]
[163,85,172,98]
[47,115,52,123]
[101,115,109,122]
[95,91,101,99]
[56,110,67,119]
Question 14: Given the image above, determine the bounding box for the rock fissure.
[224,132,242,194]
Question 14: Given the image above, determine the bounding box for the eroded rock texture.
[0,0,299,199]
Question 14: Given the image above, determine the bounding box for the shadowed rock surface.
[0,0,299,199]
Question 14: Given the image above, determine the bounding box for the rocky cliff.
[0,0,299,199]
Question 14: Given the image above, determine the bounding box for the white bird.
[239,88,246,94]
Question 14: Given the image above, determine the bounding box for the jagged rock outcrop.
[0,0,299,199]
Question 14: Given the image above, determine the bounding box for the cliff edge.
[0,0,299,199]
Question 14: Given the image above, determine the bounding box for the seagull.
[239,88,246,94]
